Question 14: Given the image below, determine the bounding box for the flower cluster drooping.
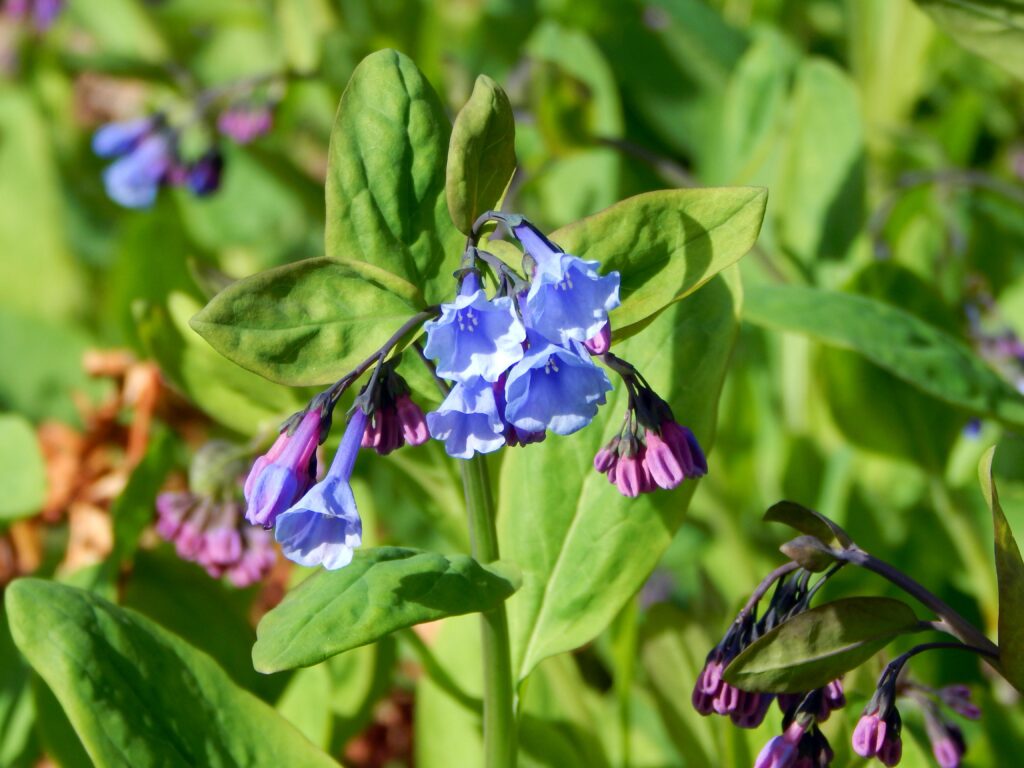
[93,117,223,208]
[237,214,706,570]
[156,441,276,586]
[694,567,846,759]
[91,80,279,208]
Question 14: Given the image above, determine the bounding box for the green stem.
[461,456,516,767]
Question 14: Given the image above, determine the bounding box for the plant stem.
[836,547,1000,659]
[461,456,516,767]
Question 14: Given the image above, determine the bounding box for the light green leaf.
[500,270,742,684]
[775,58,865,264]
[0,414,45,523]
[724,597,921,693]
[190,258,421,387]
[447,75,516,234]
[0,610,34,768]
[5,579,337,767]
[550,188,765,339]
[0,89,82,323]
[915,0,1024,80]
[743,283,1024,430]
[108,429,175,567]
[253,547,521,673]
[325,49,463,305]
[140,292,304,433]
[979,446,1024,692]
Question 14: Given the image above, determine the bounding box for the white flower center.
[457,308,479,332]
[543,356,560,375]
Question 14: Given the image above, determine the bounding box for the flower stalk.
[460,455,516,768]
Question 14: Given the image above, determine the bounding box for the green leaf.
[0,414,45,523]
[743,283,1024,430]
[0,609,34,768]
[915,1,1024,81]
[447,75,517,234]
[140,292,304,433]
[190,258,421,387]
[325,49,463,305]
[979,446,1024,692]
[253,547,521,673]
[499,270,741,684]
[0,308,108,426]
[723,597,921,693]
[764,501,853,548]
[5,578,337,767]
[774,58,865,264]
[550,188,765,339]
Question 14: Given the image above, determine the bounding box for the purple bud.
[396,394,429,446]
[852,713,886,757]
[186,150,223,196]
[244,409,321,528]
[755,736,797,768]
[932,737,962,768]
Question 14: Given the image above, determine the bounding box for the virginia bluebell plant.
[92,79,279,208]
[240,212,707,570]
[700,505,1000,768]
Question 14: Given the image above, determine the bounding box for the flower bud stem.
[835,547,1000,660]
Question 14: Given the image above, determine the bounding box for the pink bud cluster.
[692,653,772,728]
[362,393,429,455]
[595,421,707,497]
[156,491,276,586]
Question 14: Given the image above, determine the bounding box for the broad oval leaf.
[744,283,1024,430]
[764,501,853,548]
[550,187,766,339]
[253,547,521,673]
[915,1,1024,81]
[979,446,1024,692]
[5,578,337,767]
[447,75,517,234]
[140,292,304,434]
[0,414,45,522]
[499,270,742,684]
[326,48,463,305]
[190,258,421,387]
[723,597,921,693]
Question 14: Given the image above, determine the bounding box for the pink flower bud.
[396,394,429,446]
[584,321,611,354]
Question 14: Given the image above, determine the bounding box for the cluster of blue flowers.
[424,219,619,457]
[237,215,706,571]
[91,97,274,209]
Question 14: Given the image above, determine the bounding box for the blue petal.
[423,291,525,383]
[274,478,362,570]
[525,257,620,344]
[92,118,153,157]
[426,378,506,458]
[504,337,612,435]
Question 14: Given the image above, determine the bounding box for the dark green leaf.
[979,446,1024,692]
[447,75,517,234]
[0,414,45,522]
[0,609,34,767]
[743,283,1024,429]
[764,501,853,548]
[190,258,421,387]
[253,547,521,673]
[915,1,1024,80]
[550,188,766,339]
[107,428,175,568]
[724,597,921,693]
[325,49,463,305]
[6,579,337,767]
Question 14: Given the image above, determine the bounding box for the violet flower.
[244,408,322,528]
[275,409,367,570]
[426,376,506,459]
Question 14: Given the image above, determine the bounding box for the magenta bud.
[754,735,798,768]
[852,713,886,758]
[584,321,611,354]
[396,394,429,446]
